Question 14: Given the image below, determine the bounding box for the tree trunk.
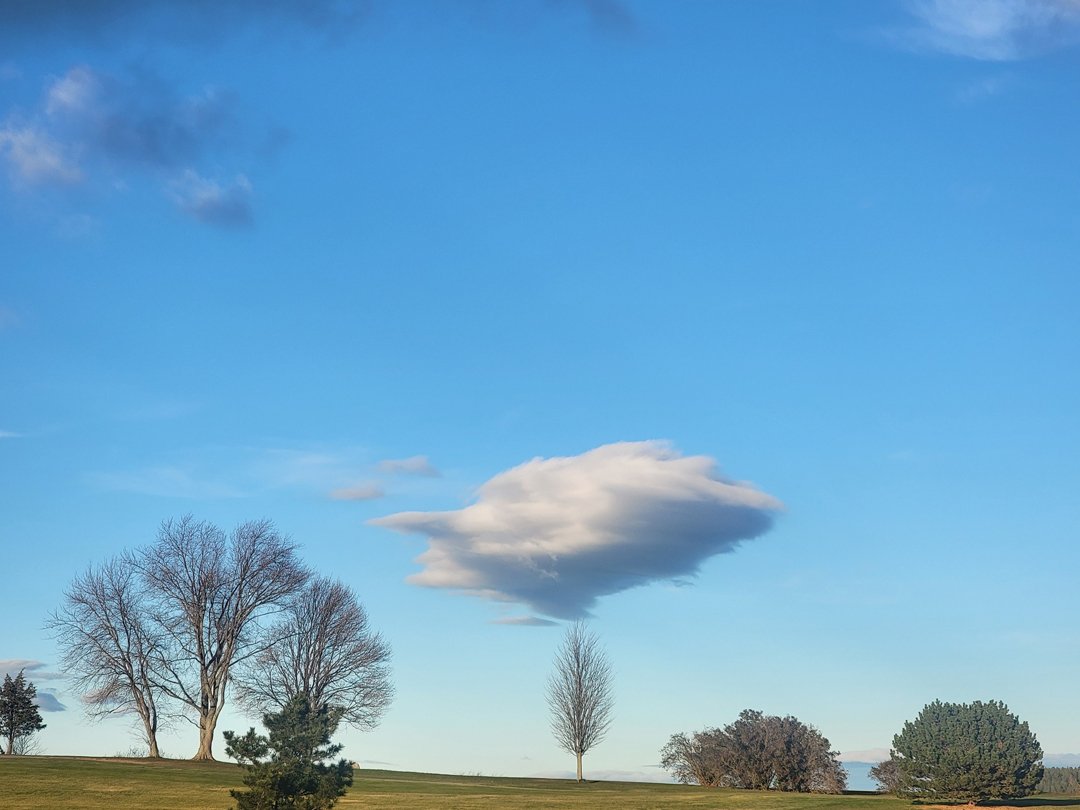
[193,714,216,760]
[141,709,160,758]
[576,751,583,782]
[5,736,12,756]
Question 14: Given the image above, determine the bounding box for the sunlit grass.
[1,757,1077,810]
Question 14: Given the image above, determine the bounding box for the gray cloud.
[330,482,385,501]
[171,170,253,228]
[44,66,237,170]
[378,455,441,478]
[0,64,255,225]
[0,1,635,45]
[547,0,637,36]
[0,660,67,712]
[0,1,372,46]
[0,659,63,681]
[0,122,82,186]
[896,0,1080,60]
[371,441,782,619]
[35,691,67,713]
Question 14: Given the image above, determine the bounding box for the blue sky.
[2,0,1079,785]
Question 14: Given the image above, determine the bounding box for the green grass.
[1,757,1078,810]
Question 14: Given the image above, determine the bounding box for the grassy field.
[2,757,1079,810]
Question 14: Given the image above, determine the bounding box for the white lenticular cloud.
[371,441,782,619]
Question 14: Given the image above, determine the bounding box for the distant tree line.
[48,516,393,761]
[1039,768,1080,794]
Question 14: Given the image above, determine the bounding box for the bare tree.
[138,516,309,760]
[546,621,613,782]
[47,556,168,757]
[233,577,393,730]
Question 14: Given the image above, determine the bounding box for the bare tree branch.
[233,577,393,732]
[46,555,168,757]
[137,516,309,760]
[546,621,613,782]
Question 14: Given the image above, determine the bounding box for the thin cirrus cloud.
[330,483,386,502]
[371,441,783,620]
[378,455,441,478]
[896,0,1080,60]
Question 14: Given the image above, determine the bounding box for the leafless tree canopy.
[138,516,309,760]
[233,577,393,731]
[546,621,613,782]
[47,555,167,757]
[660,710,846,793]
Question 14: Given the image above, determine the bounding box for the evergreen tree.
[892,699,1042,804]
[224,693,353,810]
[0,670,46,755]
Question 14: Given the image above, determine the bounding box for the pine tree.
[224,693,353,810]
[0,670,46,755]
[892,699,1043,803]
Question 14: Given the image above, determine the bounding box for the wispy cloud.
[490,615,559,627]
[0,430,22,439]
[372,441,782,619]
[0,123,82,185]
[330,483,385,501]
[0,63,255,225]
[954,74,1016,102]
[0,659,63,681]
[378,455,441,478]
[90,445,393,501]
[88,465,246,499]
[0,660,67,710]
[170,170,253,228]
[895,0,1080,60]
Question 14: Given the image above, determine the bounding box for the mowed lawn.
[2,757,1078,810]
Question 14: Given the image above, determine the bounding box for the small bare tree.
[47,556,168,757]
[546,621,613,782]
[138,516,309,760]
[233,577,393,730]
